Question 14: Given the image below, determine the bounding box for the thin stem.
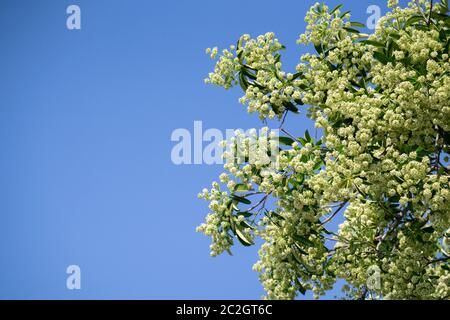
[280,128,297,141]
[426,256,450,266]
[415,0,430,23]
[358,286,368,300]
[242,191,265,197]
[320,201,348,226]
[247,192,271,212]
[279,110,288,129]
[428,0,434,26]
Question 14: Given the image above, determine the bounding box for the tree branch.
[320,201,348,226]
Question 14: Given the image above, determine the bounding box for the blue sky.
[0,0,388,299]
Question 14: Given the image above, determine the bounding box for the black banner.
[0,300,446,318]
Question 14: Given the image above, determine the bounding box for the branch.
[415,0,430,23]
[426,256,450,266]
[279,110,288,129]
[357,286,368,300]
[247,192,271,212]
[242,191,265,197]
[375,212,403,251]
[280,128,297,142]
[320,201,348,226]
[428,0,434,26]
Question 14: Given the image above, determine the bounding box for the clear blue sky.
[0,0,388,299]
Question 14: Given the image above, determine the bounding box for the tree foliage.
[197,0,450,299]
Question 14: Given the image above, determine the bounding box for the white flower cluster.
[196,183,233,256]
[197,128,280,256]
[204,46,240,89]
[297,2,348,47]
[206,32,305,119]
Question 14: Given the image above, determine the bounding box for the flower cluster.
[199,0,450,300]
[204,46,240,89]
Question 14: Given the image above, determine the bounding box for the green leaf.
[439,0,449,13]
[440,29,447,42]
[421,226,435,233]
[294,234,314,247]
[415,24,429,31]
[415,146,428,157]
[266,210,285,221]
[389,32,400,40]
[361,40,385,47]
[283,101,299,113]
[315,138,323,146]
[320,226,333,235]
[443,130,450,145]
[296,173,305,185]
[343,27,360,34]
[294,278,307,295]
[314,43,323,54]
[291,72,304,80]
[404,15,425,28]
[350,21,365,28]
[240,220,255,230]
[340,10,350,19]
[239,72,248,91]
[304,130,312,142]
[430,12,450,22]
[231,194,251,205]
[389,195,400,203]
[235,228,254,246]
[237,48,243,62]
[313,160,323,171]
[229,214,236,233]
[298,137,307,146]
[330,4,343,16]
[242,67,257,80]
[373,51,390,64]
[237,211,252,218]
[287,178,299,189]
[386,38,394,57]
[234,183,252,192]
[288,173,304,188]
[293,243,308,255]
[279,136,295,146]
[274,53,281,63]
[294,98,304,105]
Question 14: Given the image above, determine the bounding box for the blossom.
[199,0,450,300]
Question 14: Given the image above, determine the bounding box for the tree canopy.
[197,0,450,299]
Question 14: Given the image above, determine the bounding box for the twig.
[242,191,265,197]
[320,201,348,226]
[279,110,288,129]
[280,128,297,141]
[358,286,368,300]
[247,192,272,212]
[375,212,403,251]
[415,0,430,23]
[428,0,434,26]
[426,256,450,266]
